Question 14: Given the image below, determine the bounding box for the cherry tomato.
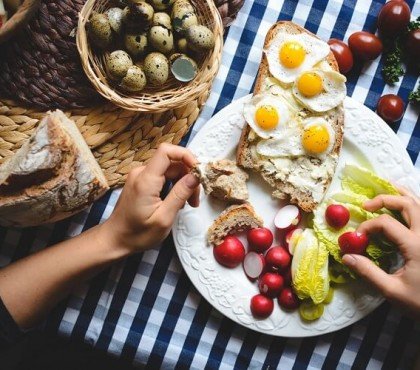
[327,39,354,74]
[348,31,383,61]
[377,0,411,38]
[405,29,420,60]
[377,94,405,123]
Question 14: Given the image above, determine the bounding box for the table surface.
[1,0,420,369]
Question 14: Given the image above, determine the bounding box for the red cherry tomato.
[377,0,411,38]
[327,39,354,74]
[348,31,383,61]
[377,94,405,123]
[406,29,420,60]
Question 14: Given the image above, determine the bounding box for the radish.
[285,228,303,255]
[258,272,284,298]
[213,236,245,268]
[265,246,291,272]
[243,252,265,280]
[247,227,273,253]
[282,267,292,286]
[325,204,350,229]
[250,294,274,318]
[278,287,300,310]
[338,231,369,255]
[274,205,301,231]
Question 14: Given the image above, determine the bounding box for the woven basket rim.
[0,0,41,44]
[76,0,223,113]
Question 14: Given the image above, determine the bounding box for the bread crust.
[237,21,344,212]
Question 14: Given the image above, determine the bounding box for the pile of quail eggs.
[87,0,216,93]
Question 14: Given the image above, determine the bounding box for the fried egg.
[243,94,292,139]
[292,69,347,112]
[265,33,330,85]
[256,117,335,159]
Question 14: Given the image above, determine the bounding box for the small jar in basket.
[77,0,223,113]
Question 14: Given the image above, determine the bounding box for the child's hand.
[104,143,200,254]
[342,188,420,317]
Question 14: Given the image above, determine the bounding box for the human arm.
[0,143,200,329]
[342,188,420,318]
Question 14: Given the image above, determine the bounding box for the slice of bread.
[207,203,263,246]
[192,160,249,203]
[237,21,344,212]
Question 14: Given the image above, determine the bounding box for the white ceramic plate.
[172,96,419,337]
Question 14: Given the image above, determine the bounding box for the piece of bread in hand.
[192,159,249,203]
[207,203,263,246]
[0,110,109,227]
[237,21,344,212]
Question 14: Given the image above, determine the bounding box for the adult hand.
[104,143,200,254]
[342,188,420,317]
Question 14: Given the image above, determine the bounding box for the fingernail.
[184,174,199,189]
[342,254,357,267]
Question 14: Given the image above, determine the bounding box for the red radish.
[282,268,292,286]
[285,228,303,255]
[247,227,273,253]
[278,288,300,310]
[265,246,291,272]
[258,273,284,298]
[250,294,274,318]
[243,252,265,280]
[213,236,245,268]
[325,204,350,229]
[338,231,369,255]
[274,205,301,231]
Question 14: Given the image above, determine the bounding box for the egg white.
[292,69,347,112]
[265,33,330,85]
[243,94,292,139]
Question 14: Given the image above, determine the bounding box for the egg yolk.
[297,72,323,97]
[279,42,306,69]
[302,125,330,154]
[255,105,279,130]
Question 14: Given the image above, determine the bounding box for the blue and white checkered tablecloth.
[1,0,419,368]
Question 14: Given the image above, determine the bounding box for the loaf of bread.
[0,110,109,227]
[207,203,263,246]
[237,22,344,212]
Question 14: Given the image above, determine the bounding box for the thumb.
[342,254,394,296]
[159,174,200,221]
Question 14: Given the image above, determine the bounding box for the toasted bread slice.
[237,21,344,212]
[207,203,263,246]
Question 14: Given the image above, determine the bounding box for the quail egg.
[148,0,175,11]
[88,12,113,49]
[171,0,194,18]
[176,38,188,53]
[120,65,147,92]
[172,11,197,34]
[144,52,169,86]
[186,25,215,50]
[170,53,197,82]
[105,7,124,35]
[152,12,172,29]
[123,1,154,30]
[124,33,148,58]
[148,25,174,54]
[106,50,133,80]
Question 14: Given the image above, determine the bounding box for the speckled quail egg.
[148,0,175,11]
[177,38,188,53]
[148,25,174,54]
[106,50,133,80]
[88,12,113,49]
[172,11,197,34]
[170,53,197,82]
[171,0,194,18]
[152,12,172,29]
[186,25,215,50]
[123,1,154,30]
[105,8,124,35]
[120,65,147,92]
[124,33,148,58]
[144,52,169,86]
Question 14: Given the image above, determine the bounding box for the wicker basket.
[0,0,40,43]
[77,0,223,113]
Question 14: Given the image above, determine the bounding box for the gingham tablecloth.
[1,0,420,368]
